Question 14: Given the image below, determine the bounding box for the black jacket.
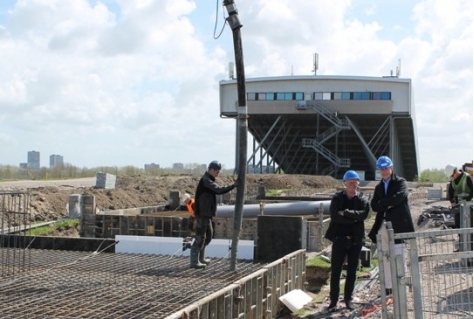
[194,171,235,218]
[368,173,415,243]
[324,191,370,245]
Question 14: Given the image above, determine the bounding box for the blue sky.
[0,0,472,173]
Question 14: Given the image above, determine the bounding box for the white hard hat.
[445,164,458,177]
[182,193,191,204]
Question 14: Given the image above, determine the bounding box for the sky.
[0,0,472,172]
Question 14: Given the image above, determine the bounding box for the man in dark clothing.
[368,156,415,297]
[324,170,370,311]
[190,160,237,269]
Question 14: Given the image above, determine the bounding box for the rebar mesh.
[1,191,32,279]
[0,249,265,318]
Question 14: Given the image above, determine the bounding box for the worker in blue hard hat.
[324,170,370,312]
[368,156,415,300]
[190,161,238,269]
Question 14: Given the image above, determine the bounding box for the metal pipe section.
[223,0,247,271]
[216,200,331,218]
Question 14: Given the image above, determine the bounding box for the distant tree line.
[0,164,450,183]
[417,168,450,183]
[0,163,236,181]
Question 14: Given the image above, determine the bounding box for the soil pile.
[1,174,341,222]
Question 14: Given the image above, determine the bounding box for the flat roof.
[220,74,411,85]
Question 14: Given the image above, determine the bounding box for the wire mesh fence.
[378,202,473,319]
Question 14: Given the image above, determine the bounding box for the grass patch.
[304,254,379,305]
[27,219,79,236]
[307,255,331,269]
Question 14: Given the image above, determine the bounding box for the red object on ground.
[362,304,378,317]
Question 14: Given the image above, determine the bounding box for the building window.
[249,90,391,101]
[276,92,293,100]
[341,92,351,100]
[373,92,391,100]
[353,92,371,100]
[266,93,275,100]
[313,92,323,100]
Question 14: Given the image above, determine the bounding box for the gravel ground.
[283,194,455,319]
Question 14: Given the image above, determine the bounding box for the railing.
[302,100,351,129]
[302,138,351,167]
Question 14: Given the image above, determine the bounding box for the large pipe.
[223,0,247,271]
[216,200,331,218]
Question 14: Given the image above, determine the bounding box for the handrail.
[302,138,350,167]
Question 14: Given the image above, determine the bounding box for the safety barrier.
[378,201,473,319]
[164,249,307,319]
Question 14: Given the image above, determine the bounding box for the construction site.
[1,170,473,318]
[1,67,473,316]
[1,24,472,315]
[1,63,473,317]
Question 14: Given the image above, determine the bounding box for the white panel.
[115,236,254,260]
[279,289,313,312]
[115,235,139,253]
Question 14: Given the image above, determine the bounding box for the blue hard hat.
[343,170,360,182]
[376,156,393,170]
[208,160,222,170]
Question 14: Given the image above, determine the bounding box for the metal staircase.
[300,100,352,173]
[302,138,350,167]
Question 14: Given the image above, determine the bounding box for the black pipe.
[223,0,247,271]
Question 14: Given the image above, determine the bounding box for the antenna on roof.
[384,59,402,78]
[229,62,235,79]
[312,53,319,75]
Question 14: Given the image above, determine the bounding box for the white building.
[220,75,419,180]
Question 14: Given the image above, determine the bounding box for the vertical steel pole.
[223,0,247,271]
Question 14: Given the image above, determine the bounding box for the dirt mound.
[3,174,340,222]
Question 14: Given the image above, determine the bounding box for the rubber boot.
[199,247,211,265]
[190,245,206,269]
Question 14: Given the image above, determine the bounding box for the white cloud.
[0,0,471,171]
